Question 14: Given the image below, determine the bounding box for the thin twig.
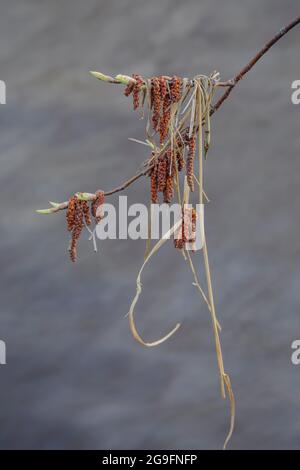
[211,15,300,114]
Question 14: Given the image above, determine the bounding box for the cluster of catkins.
[150,148,177,204]
[66,190,105,262]
[124,74,183,145]
[150,75,182,144]
[124,73,197,203]
[174,208,197,250]
[149,130,196,204]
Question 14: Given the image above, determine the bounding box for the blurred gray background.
[0,0,300,450]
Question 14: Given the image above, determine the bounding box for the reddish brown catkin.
[66,195,77,232]
[91,190,105,223]
[160,94,171,143]
[174,208,185,249]
[150,163,158,203]
[183,208,193,243]
[176,149,185,172]
[163,175,174,203]
[170,76,182,103]
[174,133,186,172]
[174,208,197,249]
[159,76,167,101]
[82,200,92,226]
[132,74,144,110]
[157,155,167,192]
[124,81,134,97]
[188,208,197,243]
[69,200,84,262]
[191,208,197,242]
[174,238,183,250]
[151,77,161,132]
[171,149,177,177]
[186,134,196,192]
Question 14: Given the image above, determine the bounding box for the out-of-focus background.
[0,0,300,450]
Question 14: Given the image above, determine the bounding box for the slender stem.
[184,249,222,331]
[211,15,300,114]
[202,237,226,399]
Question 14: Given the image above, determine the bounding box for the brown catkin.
[163,175,174,203]
[174,237,184,250]
[174,209,185,249]
[176,149,185,172]
[186,134,196,192]
[174,132,186,172]
[132,74,144,110]
[91,190,105,223]
[188,133,196,157]
[157,155,167,192]
[174,208,197,249]
[185,208,197,244]
[69,237,77,263]
[124,81,134,97]
[69,200,84,262]
[186,157,194,192]
[160,95,171,143]
[171,149,177,177]
[82,200,92,226]
[170,76,182,103]
[150,163,158,203]
[66,195,77,232]
[73,201,84,239]
[191,208,197,241]
[183,208,192,243]
[151,77,161,132]
[159,76,167,101]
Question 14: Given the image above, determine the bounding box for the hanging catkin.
[132,74,144,110]
[151,77,161,132]
[186,133,196,192]
[82,200,92,226]
[91,190,105,223]
[157,155,167,192]
[170,76,182,103]
[159,76,167,101]
[68,199,84,263]
[124,81,134,97]
[150,163,158,203]
[66,195,77,232]
[163,175,174,203]
[174,207,197,249]
[160,94,171,143]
